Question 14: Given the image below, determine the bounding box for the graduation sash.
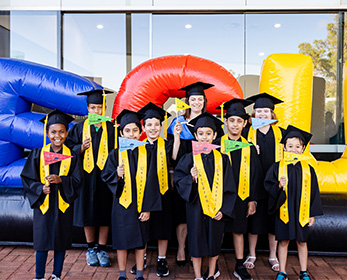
[278,160,311,227]
[247,125,283,162]
[194,149,223,218]
[82,119,108,173]
[39,144,71,214]
[221,134,250,200]
[155,137,169,195]
[119,148,147,213]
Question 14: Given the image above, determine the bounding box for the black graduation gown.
[264,161,323,242]
[174,151,237,258]
[101,148,162,250]
[146,138,174,241]
[242,125,286,234]
[214,136,264,234]
[20,147,82,251]
[65,120,115,227]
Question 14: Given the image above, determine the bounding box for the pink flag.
[192,141,221,155]
[43,151,73,165]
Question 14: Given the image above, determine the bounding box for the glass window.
[151,14,244,78]
[9,11,58,67]
[63,13,126,96]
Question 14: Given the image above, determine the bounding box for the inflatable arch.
[259,53,347,194]
[0,58,101,187]
[112,55,243,117]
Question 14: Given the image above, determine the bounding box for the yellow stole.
[220,134,231,163]
[156,137,168,194]
[39,144,71,214]
[278,160,311,227]
[247,125,283,162]
[82,119,108,173]
[119,148,147,213]
[221,134,250,200]
[194,149,223,218]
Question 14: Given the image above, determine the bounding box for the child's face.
[47,123,68,149]
[142,118,162,141]
[188,95,205,114]
[120,123,141,140]
[284,137,304,154]
[87,103,103,116]
[255,108,272,119]
[226,116,247,137]
[194,127,216,144]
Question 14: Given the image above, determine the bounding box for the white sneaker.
[51,274,61,280]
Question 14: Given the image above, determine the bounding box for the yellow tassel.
[102,90,106,116]
[164,112,168,139]
[221,102,224,129]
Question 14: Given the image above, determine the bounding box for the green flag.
[224,139,252,153]
[88,113,113,125]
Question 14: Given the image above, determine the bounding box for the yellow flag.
[283,152,311,165]
[175,98,191,111]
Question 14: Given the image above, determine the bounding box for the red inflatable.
[112,55,243,118]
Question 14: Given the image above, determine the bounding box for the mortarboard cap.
[280,125,312,147]
[40,109,74,130]
[246,92,283,110]
[188,112,224,138]
[178,81,214,98]
[138,102,171,122]
[216,98,252,120]
[117,109,143,130]
[77,89,113,104]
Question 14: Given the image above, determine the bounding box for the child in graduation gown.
[174,112,237,280]
[264,125,323,280]
[65,89,115,267]
[242,92,286,272]
[21,109,82,280]
[101,109,162,280]
[134,102,174,277]
[215,99,263,280]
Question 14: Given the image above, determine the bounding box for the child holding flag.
[174,112,236,280]
[215,99,263,280]
[264,125,323,280]
[242,92,285,271]
[101,109,162,280]
[65,89,115,267]
[21,109,82,280]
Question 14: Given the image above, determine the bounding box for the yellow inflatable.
[259,53,347,194]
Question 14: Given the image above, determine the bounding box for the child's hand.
[42,184,51,194]
[45,174,62,184]
[246,201,257,217]
[81,137,91,153]
[255,144,260,155]
[139,212,150,222]
[308,217,315,227]
[174,121,183,138]
[117,163,125,178]
[279,176,287,189]
[212,211,223,221]
[191,165,198,182]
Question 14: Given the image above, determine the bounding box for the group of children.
[20,82,323,280]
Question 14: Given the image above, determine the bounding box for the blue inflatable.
[0,58,102,188]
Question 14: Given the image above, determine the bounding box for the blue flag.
[119,137,147,152]
[251,118,277,130]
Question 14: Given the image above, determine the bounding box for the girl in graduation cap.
[101,109,162,280]
[215,98,263,280]
[264,125,323,280]
[65,89,115,267]
[21,109,82,280]
[174,112,237,280]
[241,92,286,272]
[167,81,213,267]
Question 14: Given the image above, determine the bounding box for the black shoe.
[202,260,220,279]
[118,277,128,280]
[157,258,169,277]
[135,278,144,280]
[233,264,253,280]
[176,259,186,267]
[130,258,147,274]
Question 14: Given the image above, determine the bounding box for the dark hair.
[142,118,162,127]
[183,95,207,119]
[284,136,305,148]
[46,123,69,131]
[120,122,142,134]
